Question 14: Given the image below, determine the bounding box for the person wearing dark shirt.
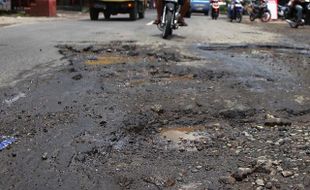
[288,0,304,23]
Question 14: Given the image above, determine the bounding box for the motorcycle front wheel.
[249,13,256,21]
[163,11,173,39]
[236,12,242,23]
[261,11,271,22]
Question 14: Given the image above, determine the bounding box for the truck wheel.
[104,11,111,19]
[130,2,138,20]
[138,12,145,19]
[90,8,99,20]
[138,2,145,18]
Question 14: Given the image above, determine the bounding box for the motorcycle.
[157,0,182,38]
[285,2,305,28]
[211,0,220,20]
[278,4,289,20]
[228,0,244,23]
[249,0,271,22]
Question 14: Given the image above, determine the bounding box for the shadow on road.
[151,33,187,40]
[78,17,143,22]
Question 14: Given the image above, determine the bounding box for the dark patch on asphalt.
[72,73,83,80]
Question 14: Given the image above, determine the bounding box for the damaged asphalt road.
[0,40,309,190]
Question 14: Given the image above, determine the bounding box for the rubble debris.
[281,171,294,177]
[256,178,265,186]
[264,118,292,127]
[72,74,83,80]
[41,152,48,160]
[303,176,310,188]
[254,157,273,174]
[151,104,163,114]
[232,168,253,181]
[219,176,236,184]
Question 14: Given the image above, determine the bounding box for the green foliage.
[220,5,227,14]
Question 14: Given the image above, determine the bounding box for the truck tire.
[130,2,138,20]
[139,12,145,18]
[138,2,145,18]
[104,11,111,19]
[90,8,99,20]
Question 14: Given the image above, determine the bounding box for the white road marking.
[3,92,26,106]
[146,21,154,26]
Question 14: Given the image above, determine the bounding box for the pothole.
[86,55,142,65]
[159,126,211,151]
[198,44,310,54]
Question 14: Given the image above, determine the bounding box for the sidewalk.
[0,10,87,27]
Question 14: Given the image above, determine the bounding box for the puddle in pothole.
[197,44,310,54]
[193,43,310,91]
[86,55,141,65]
[159,126,211,151]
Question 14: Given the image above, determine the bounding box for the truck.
[89,0,147,20]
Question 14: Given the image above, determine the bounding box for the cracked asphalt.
[0,10,310,190]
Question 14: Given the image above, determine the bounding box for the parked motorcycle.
[285,2,305,28]
[249,0,271,22]
[211,0,220,19]
[228,0,244,23]
[278,4,289,20]
[157,0,182,38]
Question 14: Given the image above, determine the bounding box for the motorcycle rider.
[230,0,242,18]
[211,0,219,17]
[288,0,304,23]
[211,0,219,4]
[258,0,267,9]
[153,0,190,26]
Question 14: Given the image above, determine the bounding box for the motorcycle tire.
[163,11,173,39]
[236,13,242,23]
[286,19,299,28]
[129,2,138,20]
[291,22,299,28]
[261,11,271,22]
[250,13,256,21]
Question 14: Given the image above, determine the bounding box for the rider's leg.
[178,0,190,26]
[153,0,163,24]
[231,5,236,18]
[295,4,303,22]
